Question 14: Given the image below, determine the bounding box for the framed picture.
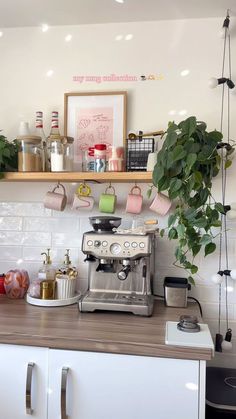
[64,91,127,165]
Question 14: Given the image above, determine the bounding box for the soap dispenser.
[38,249,56,281]
[58,249,78,278]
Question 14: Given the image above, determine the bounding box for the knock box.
[164,277,191,308]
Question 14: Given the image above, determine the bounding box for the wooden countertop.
[0,297,213,360]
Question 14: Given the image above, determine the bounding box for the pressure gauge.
[110,243,121,255]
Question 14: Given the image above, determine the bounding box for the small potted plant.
[151,116,234,284]
[0,131,18,178]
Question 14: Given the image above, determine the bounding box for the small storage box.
[206,367,236,418]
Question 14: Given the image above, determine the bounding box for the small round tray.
[26,292,80,307]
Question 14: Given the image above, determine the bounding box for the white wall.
[0,17,236,366]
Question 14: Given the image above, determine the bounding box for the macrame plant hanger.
[214,10,234,352]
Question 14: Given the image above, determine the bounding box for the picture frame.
[64,91,127,166]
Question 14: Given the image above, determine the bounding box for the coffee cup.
[149,192,172,215]
[72,195,94,211]
[126,186,143,214]
[44,183,67,211]
[71,182,94,211]
[99,185,117,214]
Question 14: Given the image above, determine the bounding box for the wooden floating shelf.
[3,172,153,183]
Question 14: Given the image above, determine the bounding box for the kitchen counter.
[0,297,213,360]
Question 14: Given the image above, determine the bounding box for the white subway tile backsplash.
[22,232,51,246]
[201,302,234,320]
[0,232,50,247]
[52,232,81,247]
[0,217,23,231]
[0,246,22,261]
[0,202,51,216]
[23,217,80,233]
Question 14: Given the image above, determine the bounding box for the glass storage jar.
[17,136,43,172]
[49,137,74,172]
[64,136,74,171]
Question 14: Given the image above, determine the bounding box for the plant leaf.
[168,213,177,227]
[190,265,198,274]
[225,159,232,169]
[215,202,225,214]
[172,145,187,162]
[188,276,195,286]
[176,224,185,239]
[200,234,212,245]
[164,131,178,148]
[147,188,153,199]
[152,166,164,186]
[186,153,197,169]
[168,228,178,239]
[205,242,216,256]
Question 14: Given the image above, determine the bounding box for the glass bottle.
[35,111,47,171]
[48,111,64,172]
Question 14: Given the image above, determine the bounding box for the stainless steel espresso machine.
[78,216,155,316]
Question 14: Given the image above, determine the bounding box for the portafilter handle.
[84,255,96,262]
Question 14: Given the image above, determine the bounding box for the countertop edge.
[0,333,213,361]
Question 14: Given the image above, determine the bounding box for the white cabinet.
[0,343,203,419]
[48,349,199,419]
[0,344,48,419]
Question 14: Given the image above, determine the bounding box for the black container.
[126,134,154,171]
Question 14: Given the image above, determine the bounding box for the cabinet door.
[48,349,199,419]
[0,344,48,419]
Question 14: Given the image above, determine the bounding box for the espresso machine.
[78,216,155,316]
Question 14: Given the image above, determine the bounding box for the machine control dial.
[87,240,93,246]
[94,240,101,248]
[124,241,130,248]
[102,241,108,247]
[110,243,122,255]
[131,242,138,248]
[139,242,145,249]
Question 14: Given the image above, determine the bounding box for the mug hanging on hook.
[71,182,94,211]
[99,183,117,214]
[44,182,67,211]
[126,185,143,214]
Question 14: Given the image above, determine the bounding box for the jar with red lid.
[94,144,106,172]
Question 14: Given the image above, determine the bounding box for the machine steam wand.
[117,259,131,281]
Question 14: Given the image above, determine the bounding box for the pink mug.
[149,192,172,216]
[44,183,67,211]
[126,186,143,214]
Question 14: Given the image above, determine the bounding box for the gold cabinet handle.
[25,362,34,415]
[61,367,69,419]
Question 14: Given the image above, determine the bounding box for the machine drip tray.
[84,291,148,305]
[78,291,154,316]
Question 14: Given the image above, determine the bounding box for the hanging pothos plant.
[151,116,234,284]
